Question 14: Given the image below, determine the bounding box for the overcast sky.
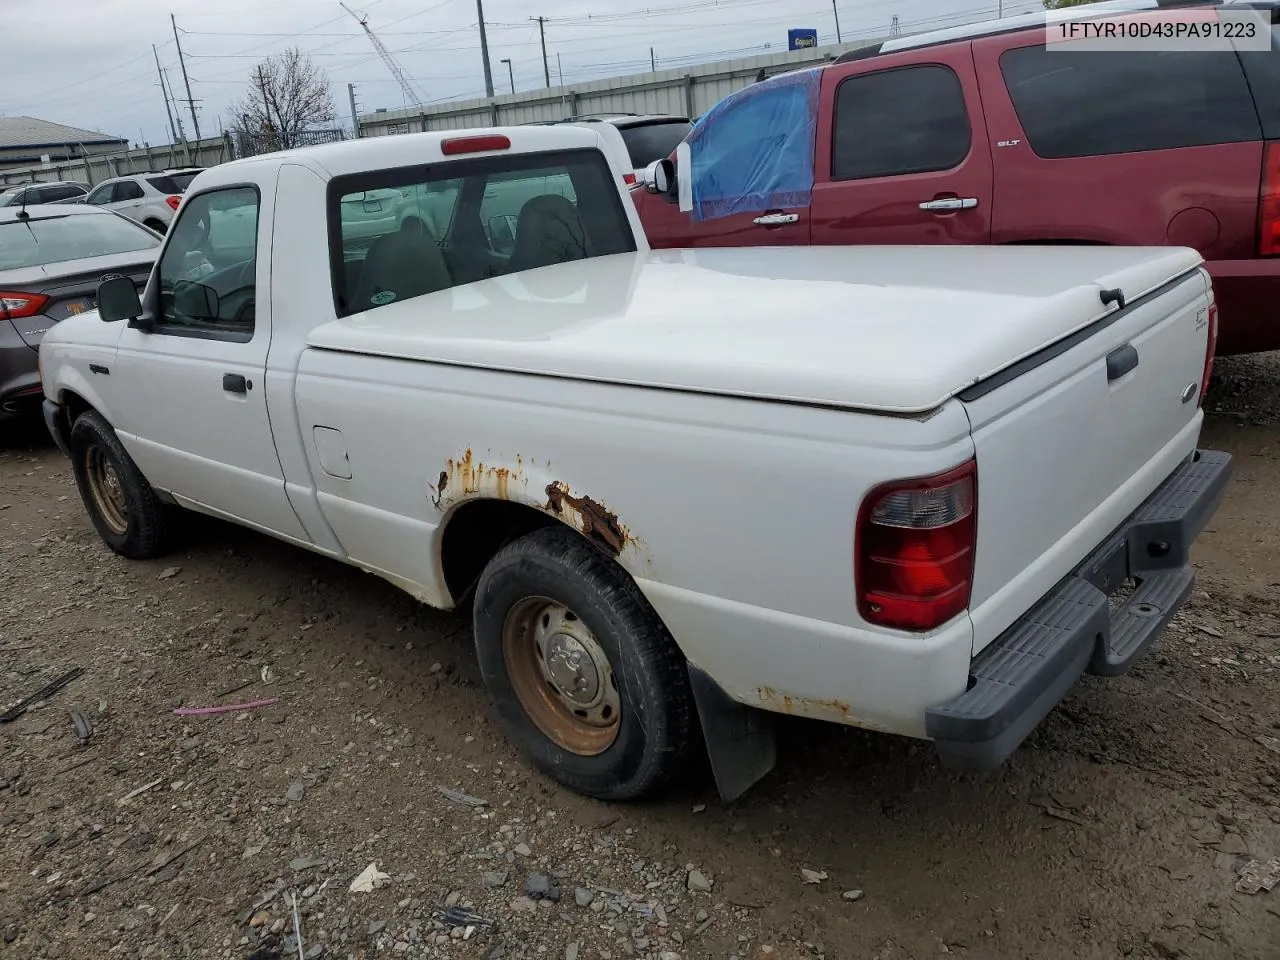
[4,0,1046,147]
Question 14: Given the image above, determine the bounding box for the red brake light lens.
[441,134,512,156]
[856,460,978,632]
[0,291,50,319]
[1261,141,1280,257]
[165,195,182,211]
[1199,302,1218,408]
[623,172,637,185]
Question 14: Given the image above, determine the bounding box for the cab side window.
[155,186,260,339]
[832,65,971,181]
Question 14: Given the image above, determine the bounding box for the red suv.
[634,0,1280,354]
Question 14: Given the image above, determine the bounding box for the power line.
[172,14,203,140]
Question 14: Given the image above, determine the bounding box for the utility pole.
[162,69,186,140]
[171,14,202,141]
[257,65,277,144]
[534,17,551,88]
[152,43,178,145]
[348,83,361,138]
[500,59,515,95]
[650,47,656,72]
[832,0,843,43]
[475,0,494,98]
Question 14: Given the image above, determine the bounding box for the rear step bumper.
[926,449,1233,772]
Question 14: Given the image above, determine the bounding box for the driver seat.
[352,220,452,312]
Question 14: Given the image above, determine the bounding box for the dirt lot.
[2,358,1280,960]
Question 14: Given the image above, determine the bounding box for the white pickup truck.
[38,125,1231,802]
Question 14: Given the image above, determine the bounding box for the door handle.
[1106,343,1139,381]
[222,373,248,394]
[752,213,800,226]
[919,197,979,211]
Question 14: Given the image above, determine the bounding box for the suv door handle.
[752,213,800,226]
[222,373,248,394]
[919,197,979,211]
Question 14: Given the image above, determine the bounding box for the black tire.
[473,525,698,801]
[69,409,171,559]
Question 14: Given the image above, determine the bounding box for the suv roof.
[836,0,1280,64]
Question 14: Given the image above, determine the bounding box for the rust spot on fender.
[430,449,527,509]
[544,481,630,557]
[756,687,886,731]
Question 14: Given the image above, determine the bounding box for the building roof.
[0,116,128,150]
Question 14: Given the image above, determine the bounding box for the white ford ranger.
[37,126,1231,802]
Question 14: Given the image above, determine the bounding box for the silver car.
[0,205,160,422]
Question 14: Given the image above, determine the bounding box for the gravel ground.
[2,356,1280,960]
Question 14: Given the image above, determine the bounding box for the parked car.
[0,205,159,421]
[0,181,89,206]
[85,171,202,233]
[529,114,692,184]
[635,0,1280,355]
[40,126,1228,802]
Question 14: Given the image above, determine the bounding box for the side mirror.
[96,276,142,324]
[643,159,674,197]
[173,279,219,321]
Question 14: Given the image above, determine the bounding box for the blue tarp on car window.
[686,69,819,222]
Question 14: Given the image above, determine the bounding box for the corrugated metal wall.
[358,39,880,137]
[0,135,233,187]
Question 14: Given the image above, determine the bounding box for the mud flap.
[687,664,776,802]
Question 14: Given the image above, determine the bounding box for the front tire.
[473,526,697,801]
[69,410,171,558]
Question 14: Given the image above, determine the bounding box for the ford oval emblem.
[1181,382,1199,404]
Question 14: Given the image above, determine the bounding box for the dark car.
[635,0,1280,354]
[0,181,90,206]
[0,205,160,421]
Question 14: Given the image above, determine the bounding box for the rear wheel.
[473,526,697,800]
[69,410,171,558]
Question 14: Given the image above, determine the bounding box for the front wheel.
[473,526,697,800]
[69,410,172,558]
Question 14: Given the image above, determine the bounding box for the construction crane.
[340,3,426,108]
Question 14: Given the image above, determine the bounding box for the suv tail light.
[1261,141,1280,257]
[623,172,637,185]
[856,460,978,632]
[0,291,50,319]
[165,195,182,211]
[1199,302,1219,407]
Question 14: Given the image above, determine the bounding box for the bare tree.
[232,47,335,151]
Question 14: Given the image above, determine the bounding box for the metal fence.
[0,127,348,187]
[230,127,347,160]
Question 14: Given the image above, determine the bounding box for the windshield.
[0,188,27,208]
[0,213,160,270]
[618,120,692,168]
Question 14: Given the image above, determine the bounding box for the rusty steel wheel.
[501,596,623,756]
[84,443,129,536]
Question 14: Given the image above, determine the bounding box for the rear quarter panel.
[292,350,978,731]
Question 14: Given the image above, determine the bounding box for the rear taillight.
[165,195,182,211]
[623,172,637,185]
[1261,141,1280,257]
[856,460,978,632]
[1199,302,1219,407]
[0,291,50,319]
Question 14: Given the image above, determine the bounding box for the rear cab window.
[999,43,1260,158]
[328,147,636,318]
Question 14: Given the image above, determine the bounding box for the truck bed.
[305,244,1203,415]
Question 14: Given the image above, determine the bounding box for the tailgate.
[961,267,1213,654]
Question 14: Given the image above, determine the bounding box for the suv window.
[1000,44,1261,159]
[155,186,260,338]
[42,185,84,203]
[87,183,116,205]
[115,180,146,201]
[1239,19,1280,140]
[147,174,199,194]
[833,65,971,180]
[617,120,692,168]
[329,148,635,317]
